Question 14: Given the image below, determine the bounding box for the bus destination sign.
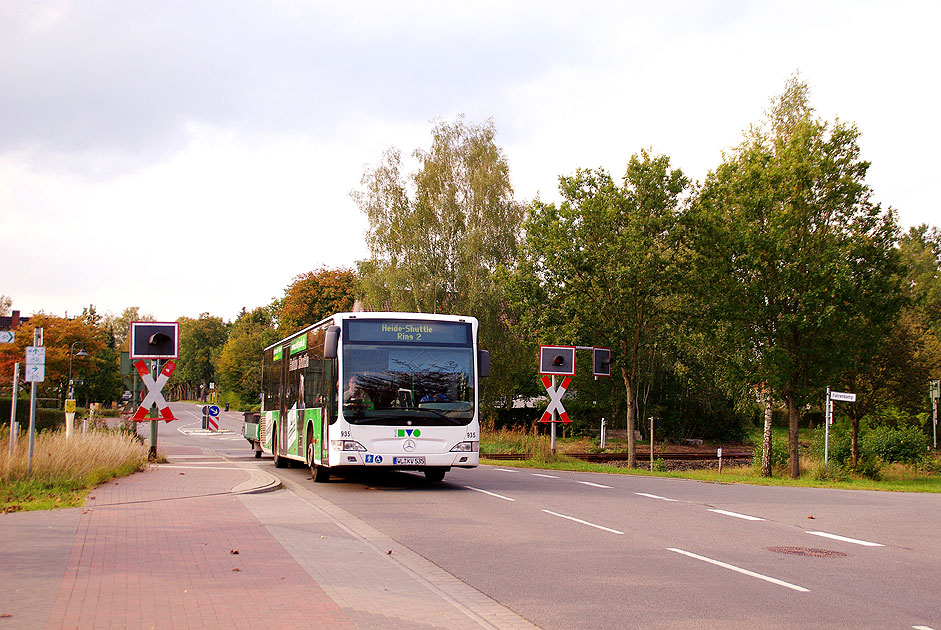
[347,319,470,346]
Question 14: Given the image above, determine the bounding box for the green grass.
[0,427,149,513]
[479,456,941,492]
[481,429,941,493]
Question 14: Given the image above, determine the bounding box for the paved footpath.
[0,446,539,630]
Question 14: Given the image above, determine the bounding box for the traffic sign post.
[930,380,939,450]
[130,359,177,459]
[26,328,43,476]
[824,387,857,471]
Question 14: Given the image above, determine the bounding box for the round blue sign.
[208,405,220,416]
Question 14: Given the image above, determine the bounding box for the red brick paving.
[44,465,356,630]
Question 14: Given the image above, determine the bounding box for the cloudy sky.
[2,1,938,323]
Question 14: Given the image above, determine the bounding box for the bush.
[752,438,789,471]
[862,426,928,465]
[848,454,883,480]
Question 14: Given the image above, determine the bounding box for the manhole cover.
[765,546,847,558]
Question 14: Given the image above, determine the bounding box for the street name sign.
[830,391,857,402]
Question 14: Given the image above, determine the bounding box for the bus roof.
[262,312,478,352]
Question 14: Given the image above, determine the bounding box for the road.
[155,402,941,630]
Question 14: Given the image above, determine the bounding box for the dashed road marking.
[635,492,678,502]
[708,509,765,521]
[807,531,883,547]
[542,510,624,535]
[532,473,559,479]
[577,481,613,488]
[465,486,515,501]
[494,469,518,473]
[668,548,809,592]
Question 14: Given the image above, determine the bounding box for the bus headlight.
[450,441,479,452]
[331,440,367,451]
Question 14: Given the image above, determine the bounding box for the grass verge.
[0,427,149,513]
[481,429,941,493]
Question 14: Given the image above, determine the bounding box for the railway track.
[484,450,753,462]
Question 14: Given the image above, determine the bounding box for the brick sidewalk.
[42,462,355,630]
[2,445,539,630]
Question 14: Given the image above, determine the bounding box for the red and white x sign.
[539,375,572,424]
[132,360,177,422]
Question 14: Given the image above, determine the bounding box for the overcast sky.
[2,1,938,323]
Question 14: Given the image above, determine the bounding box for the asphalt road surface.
[154,402,941,630]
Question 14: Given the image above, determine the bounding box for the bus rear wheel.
[424,467,447,482]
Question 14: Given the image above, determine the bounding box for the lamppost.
[66,342,88,437]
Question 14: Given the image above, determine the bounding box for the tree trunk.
[786,392,800,479]
[621,363,636,468]
[761,392,773,477]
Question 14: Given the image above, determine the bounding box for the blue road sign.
[208,405,220,417]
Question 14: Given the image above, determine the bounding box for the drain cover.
[765,546,847,558]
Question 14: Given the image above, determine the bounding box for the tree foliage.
[173,313,229,401]
[510,149,690,465]
[691,75,904,477]
[279,267,357,333]
[217,303,281,408]
[353,116,527,407]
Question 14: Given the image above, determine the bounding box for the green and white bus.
[242,312,489,482]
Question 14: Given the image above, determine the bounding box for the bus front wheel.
[273,431,286,468]
[307,440,330,483]
[424,467,446,482]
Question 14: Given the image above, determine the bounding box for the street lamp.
[68,342,88,399]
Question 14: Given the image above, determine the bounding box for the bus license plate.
[393,457,426,466]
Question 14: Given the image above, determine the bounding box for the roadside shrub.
[752,438,789,471]
[848,454,883,480]
[862,426,928,465]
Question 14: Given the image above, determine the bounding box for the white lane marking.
[542,510,624,535]
[667,548,809,592]
[532,473,559,478]
[708,509,765,521]
[807,531,883,547]
[465,486,515,502]
[635,492,678,502]
[913,626,936,629]
[578,481,613,488]
[495,469,518,473]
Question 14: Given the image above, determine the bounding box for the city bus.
[242,312,488,482]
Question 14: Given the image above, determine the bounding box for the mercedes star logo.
[403,439,417,452]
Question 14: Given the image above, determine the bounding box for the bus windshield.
[342,343,475,426]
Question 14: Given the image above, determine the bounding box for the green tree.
[353,116,527,407]
[0,314,110,405]
[691,76,903,478]
[217,303,281,408]
[173,313,229,401]
[279,267,357,333]
[510,149,689,466]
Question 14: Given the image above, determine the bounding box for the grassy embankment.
[480,427,941,493]
[0,427,149,513]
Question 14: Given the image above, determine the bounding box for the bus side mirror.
[478,350,490,378]
[324,326,340,360]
